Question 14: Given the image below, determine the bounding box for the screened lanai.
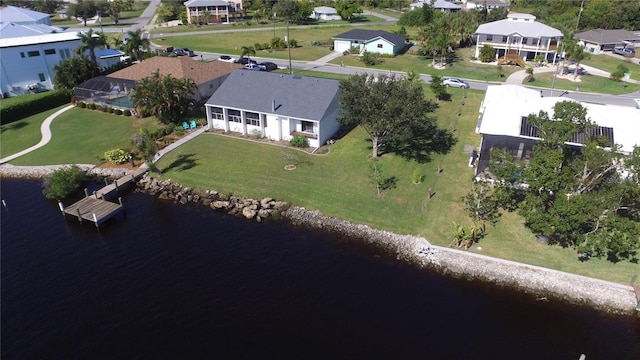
[74,76,137,110]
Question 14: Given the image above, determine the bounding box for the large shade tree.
[487,101,640,262]
[131,70,196,124]
[338,73,440,160]
[53,55,100,94]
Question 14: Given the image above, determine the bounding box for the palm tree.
[240,45,256,62]
[75,29,107,65]
[124,29,150,62]
[568,44,590,80]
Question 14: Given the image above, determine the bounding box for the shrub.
[114,109,123,115]
[610,63,629,82]
[42,165,86,200]
[107,107,114,113]
[254,43,263,50]
[289,135,308,148]
[251,129,262,139]
[123,109,132,116]
[412,169,423,184]
[0,90,71,125]
[361,51,383,66]
[87,103,96,110]
[104,148,129,164]
[77,101,87,108]
[100,104,108,112]
[479,44,496,63]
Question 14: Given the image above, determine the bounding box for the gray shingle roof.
[576,29,640,45]
[475,16,562,38]
[206,70,340,121]
[333,29,406,46]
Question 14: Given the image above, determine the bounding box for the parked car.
[243,63,262,71]
[173,48,194,56]
[442,78,470,88]
[218,55,236,63]
[235,57,257,65]
[613,46,635,57]
[259,62,278,71]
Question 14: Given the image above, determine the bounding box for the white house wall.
[364,38,396,55]
[1,39,81,96]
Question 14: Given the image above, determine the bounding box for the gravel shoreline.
[2,164,638,315]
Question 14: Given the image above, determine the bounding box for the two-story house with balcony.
[183,0,243,25]
[474,13,563,65]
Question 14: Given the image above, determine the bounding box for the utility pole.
[576,0,584,30]
[286,19,292,75]
[273,13,276,39]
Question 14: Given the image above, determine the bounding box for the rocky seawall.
[1,164,637,315]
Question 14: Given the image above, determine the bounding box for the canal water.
[1,179,639,359]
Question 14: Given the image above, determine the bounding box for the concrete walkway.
[305,51,343,68]
[152,126,207,163]
[0,105,74,164]
[505,62,640,86]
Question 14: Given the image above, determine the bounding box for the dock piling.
[58,201,64,213]
[2,199,7,209]
[84,188,89,197]
[76,208,82,223]
[93,213,99,229]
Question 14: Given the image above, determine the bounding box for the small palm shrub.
[290,135,308,148]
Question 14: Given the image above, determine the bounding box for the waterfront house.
[205,70,341,149]
[474,85,640,176]
[75,56,241,110]
[473,13,563,63]
[332,29,407,56]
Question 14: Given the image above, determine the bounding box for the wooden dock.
[60,167,148,228]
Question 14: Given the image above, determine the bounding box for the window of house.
[211,107,224,120]
[486,35,493,41]
[301,121,314,133]
[245,112,260,126]
[20,52,25,58]
[377,44,383,48]
[502,36,507,42]
[228,110,241,123]
[38,73,46,82]
[44,49,56,55]
[27,51,40,57]
[522,37,528,44]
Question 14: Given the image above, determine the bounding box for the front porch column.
[223,108,230,132]
[205,105,212,130]
[474,34,480,57]
[241,111,248,135]
[276,117,282,141]
[260,114,266,136]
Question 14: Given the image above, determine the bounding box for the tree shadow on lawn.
[368,126,457,164]
[0,121,28,133]
[160,153,198,173]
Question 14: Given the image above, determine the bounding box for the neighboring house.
[462,0,509,12]
[183,0,243,25]
[410,0,461,12]
[75,56,241,110]
[205,70,341,149]
[0,5,52,25]
[576,29,640,54]
[0,22,83,96]
[309,6,341,21]
[474,85,640,176]
[332,29,407,55]
[97,49,127,70]
[474,13,563,63]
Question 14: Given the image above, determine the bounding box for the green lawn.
[1,106,66,158]
[528,72,640,95]
[53,2,149,28]
[7,108,158,166]
[582,54,640,76]
[332,47,520,82]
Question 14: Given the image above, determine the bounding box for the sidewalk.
[152,126,207,163]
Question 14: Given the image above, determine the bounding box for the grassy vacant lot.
[156,24,399,61]
[529,72,640,95]
[7,108,158,166]
[52,2,149,28]
[334,47,521,82]
[582,54,640,76]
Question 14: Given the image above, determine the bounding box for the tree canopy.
[53,55,100,94]
[131,70,196,124]
[338,74,449,162]
[75,29,107,66]
[486,101,640,262]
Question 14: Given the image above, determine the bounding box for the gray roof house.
[205,70,341,149]
[473,13,563,63]
[576,29,640,54]
[410,0,461,12]
[332,29,407,55]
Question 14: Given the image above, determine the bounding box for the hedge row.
[0,91,71,125]
[76,101,131,116]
